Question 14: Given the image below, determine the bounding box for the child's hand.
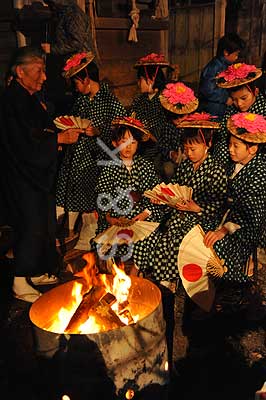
[133,210,149,221]
[204,227,228,247]
[226,96,233,106]
[169,148,183,164]
[41,42,50,54]
[175,199,201,213]
[150,198,161,205]
[83,126,100,137]
[106,214,132,226]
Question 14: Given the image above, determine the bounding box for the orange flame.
[48,281,83,332]
[47,254,139,333]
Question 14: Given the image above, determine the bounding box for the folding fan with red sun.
[94,221,159,255]
[178,224,227,311]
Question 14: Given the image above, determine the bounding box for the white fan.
[178,224,227,311]
[53,115,92,130]
[144,182,193,207]
[94,221,159,251]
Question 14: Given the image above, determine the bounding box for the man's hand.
[57,128,83,144]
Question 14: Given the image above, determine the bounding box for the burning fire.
[48,281,84,333]
[46,253,139,334]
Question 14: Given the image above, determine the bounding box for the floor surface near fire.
[1,235,266,399]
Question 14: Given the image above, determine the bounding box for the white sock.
[68,211,79,231]
[13,276,40,295]
[56,206,65,220]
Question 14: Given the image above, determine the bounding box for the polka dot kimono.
[56,83,126,212]
[214,154,266,283]
[133,155,228,282]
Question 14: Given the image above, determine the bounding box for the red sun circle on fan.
[182,263,203,282]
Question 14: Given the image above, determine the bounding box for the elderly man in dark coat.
[0,46,81,302]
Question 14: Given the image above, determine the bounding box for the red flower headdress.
[112,114,156,142]
[134,53,170,83]
[134,53,169,67]
[174,112,220,129]
[62,51,95,79]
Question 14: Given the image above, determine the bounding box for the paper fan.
[53,115,91,130]
[144,183,193,207]
[94,221,159,252]
[178,224,227,311]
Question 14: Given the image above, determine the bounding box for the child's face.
[229,135,257,164]
[73,76,90,95]
[230,86,257,112]
[114,129,138,161]
[138,76,153,93]
[183,140,208,165]
[224,50,240,63]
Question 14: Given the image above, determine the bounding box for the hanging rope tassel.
[128,0,140,43]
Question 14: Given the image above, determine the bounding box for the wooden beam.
[77,0,86,13]
[214,0,226,54]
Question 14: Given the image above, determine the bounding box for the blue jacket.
[198,56,232,118]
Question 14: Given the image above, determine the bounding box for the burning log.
[116,300,134,324]
[119,309,134,324]
[65,288,126,334]
[65,286,106,333]
[95,293,126,329]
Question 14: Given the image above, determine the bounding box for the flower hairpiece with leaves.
[231,113,266,134]
[63,52,88,72]
[217,63,257,83]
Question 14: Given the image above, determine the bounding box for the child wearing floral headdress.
[130,53,180,178]
[133,115,227,287]
[158,81,200,170]
[55,52,127,248]
[212,62,266,170]
[204,112,266,311]
[92,116,164,267]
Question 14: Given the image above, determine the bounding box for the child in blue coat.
[198,33,245,118]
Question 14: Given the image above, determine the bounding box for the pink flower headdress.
[227,112,266,143]
[216,63,262,88]
[62,51,95,79]
[159,82,199,115]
